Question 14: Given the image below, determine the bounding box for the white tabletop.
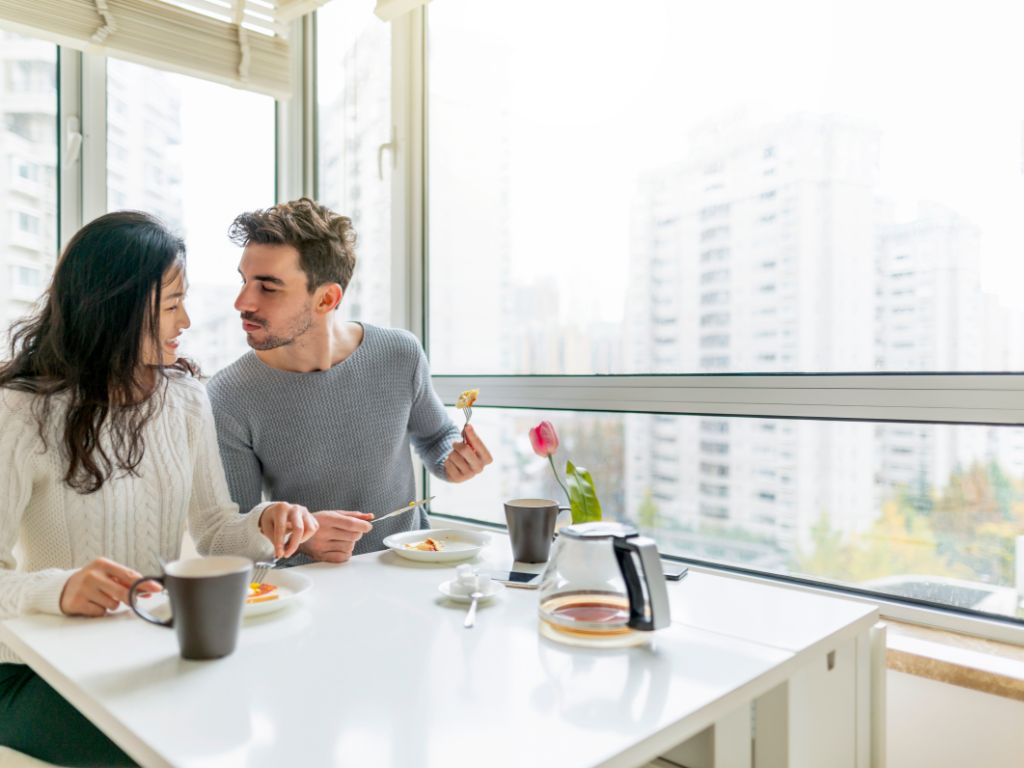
[0,533,876,768]
[667,567,878,653]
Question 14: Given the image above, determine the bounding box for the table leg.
[754,682,789,768]
[658,703,752,768]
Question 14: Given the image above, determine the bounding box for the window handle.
[377,125,396,181]
[65,116,83,167]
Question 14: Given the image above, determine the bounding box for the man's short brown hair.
[229,198,357,292]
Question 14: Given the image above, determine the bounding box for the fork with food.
[444,388,493,484]
[455,388,479,436]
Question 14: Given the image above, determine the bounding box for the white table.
[0,533,880,768]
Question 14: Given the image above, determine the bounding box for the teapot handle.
[612,536,672,631]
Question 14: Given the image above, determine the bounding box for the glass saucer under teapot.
[537,521,671,648]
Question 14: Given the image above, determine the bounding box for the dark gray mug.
[504,499,567,563]
[129,556,252,661]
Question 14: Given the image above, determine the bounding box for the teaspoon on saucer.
[463,590,483,629]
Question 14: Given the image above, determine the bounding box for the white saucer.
[438,578,505,603]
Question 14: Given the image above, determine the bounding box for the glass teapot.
[538,521,671,646]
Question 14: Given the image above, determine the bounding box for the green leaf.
[565,460,603,523]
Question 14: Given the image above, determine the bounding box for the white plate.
[136,569,312,621]
[244,569,312,617]
[438,578,505,603]
[382,529,488,563]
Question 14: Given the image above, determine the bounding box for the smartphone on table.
[480,570,543,589]
[662,562,689,581]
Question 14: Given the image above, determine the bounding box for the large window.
[427,0,1024,625]
[428,0,1024,377]
[107,60,276,375]
[0,33,56,336]
[1,3,1020,632]
[317,0,393,327]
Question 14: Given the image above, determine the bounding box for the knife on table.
[370,496,437,526]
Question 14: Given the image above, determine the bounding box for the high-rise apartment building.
[876,206,983,373]
[875,207,985,497]
[626,114,881,557]
[874,206,1024,501]
[0,33,57,335]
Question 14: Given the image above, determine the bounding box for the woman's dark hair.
[0,211,195,493]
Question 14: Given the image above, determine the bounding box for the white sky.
[433,0,1024,324]
[175,78,275,286]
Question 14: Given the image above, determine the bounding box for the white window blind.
[0,0,330,98]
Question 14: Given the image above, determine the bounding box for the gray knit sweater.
[207,324,459,565]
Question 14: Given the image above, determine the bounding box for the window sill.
[886,620,1024,702]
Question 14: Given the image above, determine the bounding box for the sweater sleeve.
[0,398,73,618]
[407,345,460,480]
[186,388,274,562]
[208,393,265,516]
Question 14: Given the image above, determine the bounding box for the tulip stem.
[548,454,571,504]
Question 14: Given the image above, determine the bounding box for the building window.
[15,212,40,235]
[11,265,41,289]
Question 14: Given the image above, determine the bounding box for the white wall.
[887,671,1024,768]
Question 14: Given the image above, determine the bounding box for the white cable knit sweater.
[0,374,274,664]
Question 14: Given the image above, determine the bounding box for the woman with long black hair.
[0,211,318,766]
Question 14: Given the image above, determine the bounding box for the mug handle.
[128,576,170,627]
[554,506,572,536]
[612,536,672,631]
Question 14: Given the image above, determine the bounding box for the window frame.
[63,40,298,249]
[430,374,1024,427]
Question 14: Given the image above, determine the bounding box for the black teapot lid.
[560,521,637,540]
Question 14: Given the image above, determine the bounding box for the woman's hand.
[60,557,160,617]
[258,502,319,559]
[297,510,373,564]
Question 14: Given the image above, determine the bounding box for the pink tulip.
[529,421,559,457]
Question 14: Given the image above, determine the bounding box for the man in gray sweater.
[207,198,492,566]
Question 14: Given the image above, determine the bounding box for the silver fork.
[461,406,472,435]
[251,559,277,586]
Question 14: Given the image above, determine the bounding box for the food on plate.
[247,582,279,604]
[403,537,444,552]
[455,389,479,409]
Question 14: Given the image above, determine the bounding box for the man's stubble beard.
[246,303,314,351]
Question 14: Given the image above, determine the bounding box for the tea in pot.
[538,521,671,647]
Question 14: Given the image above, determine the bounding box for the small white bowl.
[438,577,505,603]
